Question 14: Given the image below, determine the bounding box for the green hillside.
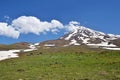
[0,46,120,80]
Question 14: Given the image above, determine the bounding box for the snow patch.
[83,38,90,44]
[0,44,37,61]
[44,44,55,47]
[87,42,117,47]
[65,28,78,40]
[63,45,69,47]
[107,34,120,40]
[81,32,88,37]
[34,42,39,46]
[24,49,37,52]
[0,50,19,61]
[29,44,36,49]
[103,47,120,50]
[69,39,80,45]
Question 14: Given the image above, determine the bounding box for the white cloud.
[65,21,80,32]
[0,22,19,39]
[69,21,80,25]
[12,16,63,35]
[0,16,80,39]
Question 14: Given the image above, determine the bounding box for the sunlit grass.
[0,47,120,80]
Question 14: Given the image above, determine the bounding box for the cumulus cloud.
[12,16,64,35]
[0,22,19,38]
[65,21,80,32]
[0,16,80,39]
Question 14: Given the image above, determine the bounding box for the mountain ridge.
[39,25,120,48]
[0,25,120,50]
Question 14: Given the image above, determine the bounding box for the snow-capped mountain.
[1,26,119,50]
[39,26,120,48]
[60,26,120,45]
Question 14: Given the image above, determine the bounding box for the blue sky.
[0,0,120,44]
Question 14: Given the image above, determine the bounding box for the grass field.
[0,46,120,80]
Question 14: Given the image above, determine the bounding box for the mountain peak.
[62,26,105,40]
[60,26,120,46]
[39,25,120,49]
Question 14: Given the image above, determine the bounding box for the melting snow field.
[0,50,20,61]
[0,49,36,61]
[0,44,37,61]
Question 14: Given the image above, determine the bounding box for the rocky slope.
[0,42,33,50]
[39,26,120,48]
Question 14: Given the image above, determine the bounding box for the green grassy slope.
[0,46,120,80]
